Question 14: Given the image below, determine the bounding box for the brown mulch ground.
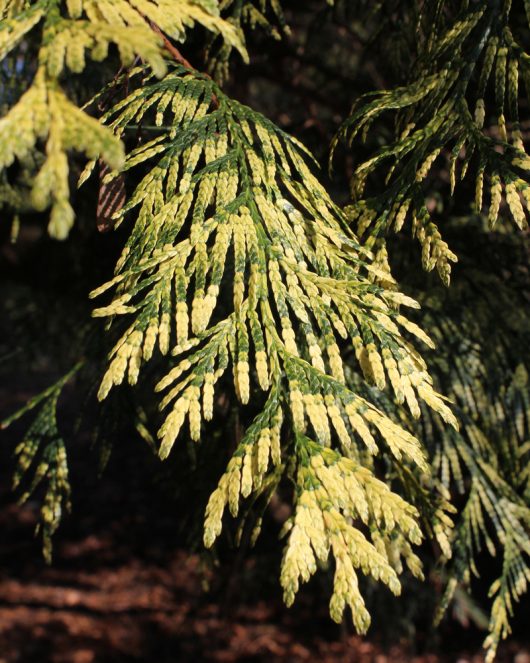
[0,493,529,663]
[0,385,528,663]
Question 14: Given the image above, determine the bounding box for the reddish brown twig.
[146,19,219,108]
[147,20,195,70]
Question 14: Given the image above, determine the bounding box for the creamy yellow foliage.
[83,68,460,636]
[279,448,422,630]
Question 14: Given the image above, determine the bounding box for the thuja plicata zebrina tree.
[1,2,529,660]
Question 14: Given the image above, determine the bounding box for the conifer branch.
[2,4,529,659]
[333,0,530,284]
[87,64,458,625]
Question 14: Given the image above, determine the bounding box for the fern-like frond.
[279,437,421,631]
[86,64,459,625]
[333,1,530,283]
[0,0,247,236]
[385,228,530,661]
[0,1,44,60]
[68,0,246,65]
[206,0,288,83]
[1,363,82,561]
[1,0,246,65]
[0,68,124,238]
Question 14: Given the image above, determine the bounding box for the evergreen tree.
[0,2,528,660]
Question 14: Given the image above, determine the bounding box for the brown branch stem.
[146,19,219,108]
[147,20,195,70]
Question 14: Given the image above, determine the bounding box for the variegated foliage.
[354,228,530,662]
[0,0,245,237]
[3,2,529,657]
[85,66,457,626]
[333,0,530,284]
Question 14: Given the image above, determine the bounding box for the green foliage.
[0,0,245,238]
[355,226,530,662]
[85,64,457,624]
[1,363,82,560]
[333,0,530,284]
[423,236,530,662]
[206,0,288,82]
[1,2,529,661]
